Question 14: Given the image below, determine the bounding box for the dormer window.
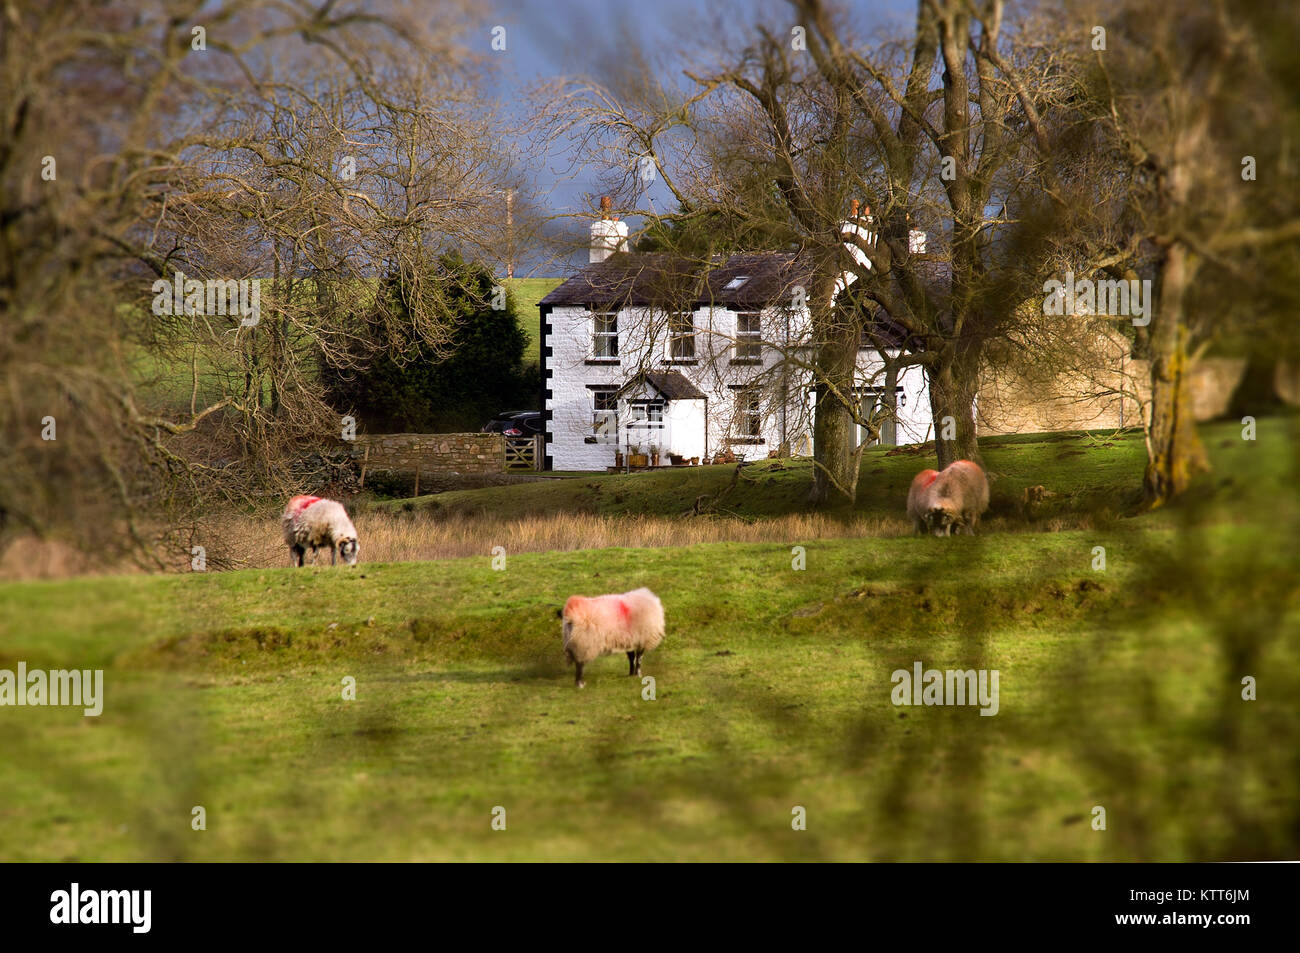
[723,276,750,291]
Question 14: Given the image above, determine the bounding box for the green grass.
[506,277,561,368]
[1,419,1298,860]
[374,420,1285,530]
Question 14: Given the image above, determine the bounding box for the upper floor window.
[592,311,618,359]
[735,312,762,360]
[668,312,695,360]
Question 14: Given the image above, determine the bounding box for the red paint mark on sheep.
[918,470,939,488]
[617,599,630,621]
[287,495,323,517]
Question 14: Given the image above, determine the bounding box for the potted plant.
[669,451,685,466]
[614,450,624,468]
[690,456,699,466]
[628,443,648,469]
[649,445,661,468]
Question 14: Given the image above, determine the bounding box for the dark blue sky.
[463,0,919,274]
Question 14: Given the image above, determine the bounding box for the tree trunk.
[808,324,862,505]
[1226,352,1282,420]
[1144,242,1209,505]
[927,345,982,469]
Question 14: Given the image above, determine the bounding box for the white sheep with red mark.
[282,495,360,566]
[907,460,990,536]
[907,468,941,534]
[559,587,665,688]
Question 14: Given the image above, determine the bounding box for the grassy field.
[370,421,1273,531]
[506,277,561,368]
[1,419,1297,861]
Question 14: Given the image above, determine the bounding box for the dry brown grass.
[228,509,916,569]
[0,510,914,579]
[0,506,1101,580]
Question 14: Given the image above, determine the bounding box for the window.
[737,390,762,438]
[668,312,695,360]
[857,387,905,446]
[735,312,762,360]
[592,389,618,442]
[592,311,618,359]
[626,401,665,429]
[859,389,884,447]
[723,276,750,291]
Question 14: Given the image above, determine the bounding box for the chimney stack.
[906,213,927,254]
[590,196,629,263]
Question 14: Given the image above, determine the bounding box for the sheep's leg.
[627,651,637,676]
[331,545,337,566]
[291,545,305,567]
[574,661,585,689]
[634,649,644,675]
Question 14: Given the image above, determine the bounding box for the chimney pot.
[590,200,628,263]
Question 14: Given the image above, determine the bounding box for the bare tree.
[0,0,517,561]
[553,0,1084,503]
[1077,0,1300,504]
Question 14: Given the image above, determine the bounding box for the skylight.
[723,276,750,291]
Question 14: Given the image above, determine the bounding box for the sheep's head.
[926,506,958,537]
[338,538,359,565]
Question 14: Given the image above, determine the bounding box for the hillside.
[371,419,1294,530]
[1,418,1297,861]
[506,277,562,368]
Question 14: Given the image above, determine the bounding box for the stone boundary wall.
[977,357,1249,437]
[346,433,505,476]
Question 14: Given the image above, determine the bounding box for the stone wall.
[346,433,505,476]
[977,356,1249,437]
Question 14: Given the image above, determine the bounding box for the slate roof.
[540,250,949,351]
[616,370,707,401]
[539,252,813,310]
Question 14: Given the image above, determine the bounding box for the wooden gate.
[504,434,542,471]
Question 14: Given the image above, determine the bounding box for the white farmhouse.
[539,205,934,472]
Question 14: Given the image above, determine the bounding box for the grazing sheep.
[282,495,360,566]
[558,587,664,688]
[910,460,990,536]
[907,469,940,533]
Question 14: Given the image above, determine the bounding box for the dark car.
[481,410,542,437]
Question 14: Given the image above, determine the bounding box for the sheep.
[558,587,664,688]
[907,469,940,534]
[909,460,990,536]
[282,495,360,566]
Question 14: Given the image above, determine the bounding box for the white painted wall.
[544,303,931,471]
